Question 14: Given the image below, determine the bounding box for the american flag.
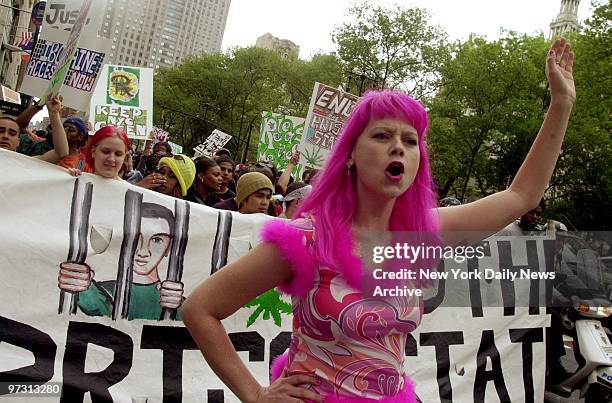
[14,32,33,51]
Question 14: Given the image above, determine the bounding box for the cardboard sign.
[298,83,358,168]
[258,111,304,178]
[193,129,232,157]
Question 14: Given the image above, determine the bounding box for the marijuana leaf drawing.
[303,146,324,168]
[244,289,292,327]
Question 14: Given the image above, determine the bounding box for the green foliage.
[333,2,450,97]
[153,48,343,160]
[244,289,292,327]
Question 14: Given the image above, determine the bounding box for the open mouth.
[385,161,404,180]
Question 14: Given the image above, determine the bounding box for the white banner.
[0,149,551,402]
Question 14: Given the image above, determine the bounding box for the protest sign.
[39,0,93,105]
[1,85,21,104]
[43,0,105,34]
[152,126,170,143]
[0,149,553,402]
[168,141,183,154]
[298,83,359,168]
[89,64,154,140]
[20,28,110,111]
[258,111,305,179]
[193,129,232,157]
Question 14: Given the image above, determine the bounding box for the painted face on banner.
[133,217,172,280]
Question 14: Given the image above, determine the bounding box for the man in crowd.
[214,172,273,214]
[214,155,236,199]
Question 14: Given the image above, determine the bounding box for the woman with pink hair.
[182,38,576,402]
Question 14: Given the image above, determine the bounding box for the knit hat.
[64,116,88,146]
[158,154,196,196]
[236,172,274,206]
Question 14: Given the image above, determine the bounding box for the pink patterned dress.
[261,218,420,403]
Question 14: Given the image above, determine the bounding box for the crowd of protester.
[0,98,314,218]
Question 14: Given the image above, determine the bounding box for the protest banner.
[20,28,110,111]
[193,129,232,157]
[89,64,154,140]
[43,0,105,34]
[258,111,305,179]
[298,83,359,168]
[39,0,93,106]
[0,149,553,402]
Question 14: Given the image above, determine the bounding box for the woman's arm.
[277,151,300,195]
[36,96,70,163]
[438,38,575,235]
[181,242,321,403]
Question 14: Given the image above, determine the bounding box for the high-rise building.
[100,0,231,69]
[0,0,35,90]
[255,33,299,60]
[549,0,581,39]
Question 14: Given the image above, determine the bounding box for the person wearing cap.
[213,172,274,214]
[137,154,195,199]
[280,181,311,219]
[56,116,89,169]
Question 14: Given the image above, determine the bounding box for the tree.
[333,2,450,98]
[428,34,549,202]
[153,48,343,160]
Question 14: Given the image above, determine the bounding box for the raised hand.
[58,262,94,292]
[45,95,64,115]
[546,37,576,104]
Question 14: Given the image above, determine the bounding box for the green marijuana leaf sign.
[244,289,292,327]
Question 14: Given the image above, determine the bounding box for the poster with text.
[0,149,553,403]
[44,0,106,34]
[20,28,110,111]
[258,111,305,179]
[89,64,154,140]
[194,129,232,157]
[298,83,359,168]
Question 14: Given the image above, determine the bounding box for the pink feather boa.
[260,219,317,297]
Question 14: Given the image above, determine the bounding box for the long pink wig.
[295,90,439,287]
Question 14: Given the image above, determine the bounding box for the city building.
[549,0,581,39]
[0,0,35,91]
[255,33,299,59]
[100,0,231,69]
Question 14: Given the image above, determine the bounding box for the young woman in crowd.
[182,39,575,402]
[185,156,224,206]
[71,125,131,180]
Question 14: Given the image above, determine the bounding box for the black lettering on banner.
[473,330,510,403]
[424,260,446,314]
[543,239,556,314]
[420,332,464,403]
[229,332,265,361]
[204,332,266,402]
[468,253,484,318]
[498,240,539,316]
[269,332,291,376]
[141,325,198,402]
[509,328,543,403]
[0,316,56,390]
[405,333,418,357]
[61,321,133,403]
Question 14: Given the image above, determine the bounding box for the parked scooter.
[546,242,612,402]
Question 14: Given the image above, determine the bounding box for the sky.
[222,0,594,59]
